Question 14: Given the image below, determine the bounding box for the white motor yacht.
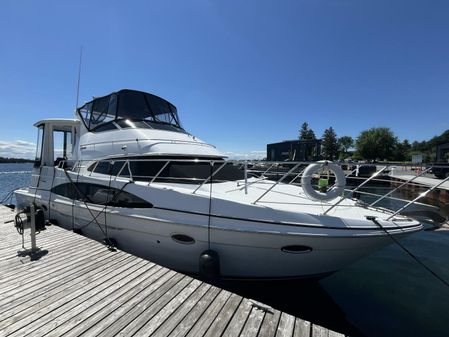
[14,89,422,279]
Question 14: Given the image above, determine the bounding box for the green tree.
[393,139,411,161]
[299,122,316,140]
[321,127,339,160]
[408,130,449,163]
[338,136,354,157]
[355,127,398,161]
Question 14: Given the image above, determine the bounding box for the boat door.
[33,123,75,189]
[31,119,78,219]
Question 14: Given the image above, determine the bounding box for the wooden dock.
[389,172,449,190]
[389,172,449,204]
[0,205,344,337]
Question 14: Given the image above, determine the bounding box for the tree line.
[0,156,34,164]
[298,122,449,162]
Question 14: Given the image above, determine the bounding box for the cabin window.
[88,161,131,177]
[118,91,150,120]
[53,130,73,164]
[90,96,115,129]
[79,102,93,129]
[108,94,117,116]
[34,125,45,167]
[87,159,248,183]
[51,182,152,208]
[115,119,150,129]
[92,122,118,132]
[51,183,76,199]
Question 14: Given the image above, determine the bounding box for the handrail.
[343,188,439,210]
[260,163,276,177]
[370,167,433,207]
[252,163,301,204]
[323,166,388,215]
[149,160,170,185]
[288,167,306,185]
[192,161,227,194]
[244,161,248,194]
[386,174,449,220]
[127,160,133,181]
[61,158,449,221]
[114,160,128,181]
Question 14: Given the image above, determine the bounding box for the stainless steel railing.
[62,158,449,219]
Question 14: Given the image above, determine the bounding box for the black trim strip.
[152,206,422,231]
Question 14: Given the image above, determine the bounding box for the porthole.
[171,234,195,245]
[281,245,313,254]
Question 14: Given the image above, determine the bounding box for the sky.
[0,0,448,159]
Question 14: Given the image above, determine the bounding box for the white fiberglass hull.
[14,185,421,279]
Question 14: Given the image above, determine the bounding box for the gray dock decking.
[389,172,449,190]
[0,205,344,337]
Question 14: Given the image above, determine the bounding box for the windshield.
[77,89,182,132]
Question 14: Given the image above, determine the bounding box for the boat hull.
[14,188,421,279]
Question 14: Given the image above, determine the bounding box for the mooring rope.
[63,166,110,243]
[207,162,213,250]
[368,216,449,288]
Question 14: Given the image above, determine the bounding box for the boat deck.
[0,205,344,337]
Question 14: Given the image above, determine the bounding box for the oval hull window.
[171,234,195,245]
[281,245,313,254]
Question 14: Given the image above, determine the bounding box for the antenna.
[74,46,83,111]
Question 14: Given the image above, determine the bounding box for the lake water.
[1,163,448,337]
[0,163,33,203]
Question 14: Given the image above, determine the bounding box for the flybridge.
[76,89,183,133]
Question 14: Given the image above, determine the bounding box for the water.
[0,163,33,203]
[217,183,449,337]
[1,163,448,336]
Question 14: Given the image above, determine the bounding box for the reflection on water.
[320,230,449,337]
[210,229,449,337]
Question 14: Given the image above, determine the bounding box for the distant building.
[436,141,449,163]
[267,139,322,162]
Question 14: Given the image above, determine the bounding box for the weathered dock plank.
[390,173,449,190]
[258,309,281,337]
[0,205,345,337]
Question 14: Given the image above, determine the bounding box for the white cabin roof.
[34,118,80,127]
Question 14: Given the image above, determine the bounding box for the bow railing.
[58,158,449,220]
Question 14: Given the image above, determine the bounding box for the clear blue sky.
[1,0,448,158]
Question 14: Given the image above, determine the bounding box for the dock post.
[30,204,38,253]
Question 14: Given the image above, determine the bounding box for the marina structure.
[266,140,322,162]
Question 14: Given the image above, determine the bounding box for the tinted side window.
[91,97,115,129]
[51,183,152,208]
[87,160,247,183]
[92,122,118,132]
[79,103,92,129]
[52,183,76,199]
[88,161,131,177]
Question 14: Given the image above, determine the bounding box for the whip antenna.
[75,46,83,111]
